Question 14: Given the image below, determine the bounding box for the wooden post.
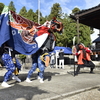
[76,15,80,44]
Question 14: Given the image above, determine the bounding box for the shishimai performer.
[25,17,63,83]
[74,43,95,75]
[1,43,21,87]
[0,6,63,85]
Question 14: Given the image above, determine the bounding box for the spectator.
[50,52,55,68]
[58,49,64,69]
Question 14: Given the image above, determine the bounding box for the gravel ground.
[60,88,100,100]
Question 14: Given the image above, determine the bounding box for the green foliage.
[72,7,80,14]
[0,3,4,14]
[54,32,67,47]
[40,17,47,24]
[19,6,27,18]
[48,3,63,19]
[26,9,34,21]
[19,54,26,60]
[79,24,93,46]
[8,1,16,12]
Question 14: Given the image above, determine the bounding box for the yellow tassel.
[36,68,40,72]
[40,53,49,63]
[40,53,50,67]
[13,68,19,75]
[13,58,16,64]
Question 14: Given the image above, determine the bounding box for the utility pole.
[38,0,40,24]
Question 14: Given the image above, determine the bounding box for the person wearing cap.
[75,43,95,75]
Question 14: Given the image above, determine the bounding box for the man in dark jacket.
[59,49,64,69]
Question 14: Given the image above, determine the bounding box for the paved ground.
[60,88,100,100]
[0,64,100,100]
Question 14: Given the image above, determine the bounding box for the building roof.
[92,36,100,43]
[70,4,100,29]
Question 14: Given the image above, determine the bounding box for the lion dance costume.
[0,6,63,86]
[25,17,63,83]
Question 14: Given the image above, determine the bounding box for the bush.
[19,54,26,63]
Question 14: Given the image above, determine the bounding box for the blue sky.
[0,0,100,41]
[0,0,100,16]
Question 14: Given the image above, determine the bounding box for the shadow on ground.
[0,71,60,100]
[0,83,48,100]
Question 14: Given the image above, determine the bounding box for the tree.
[48,3,63,20]
[45,3,66,46]
[54,32,67,47]
[72,7,80,14]
[19,6,27,18]
[8,1,16,12]
[62,16,77,47]
[26,9,34,21]
[79,24,93,46]
[0,3,4,14]
[40,17,46,25]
